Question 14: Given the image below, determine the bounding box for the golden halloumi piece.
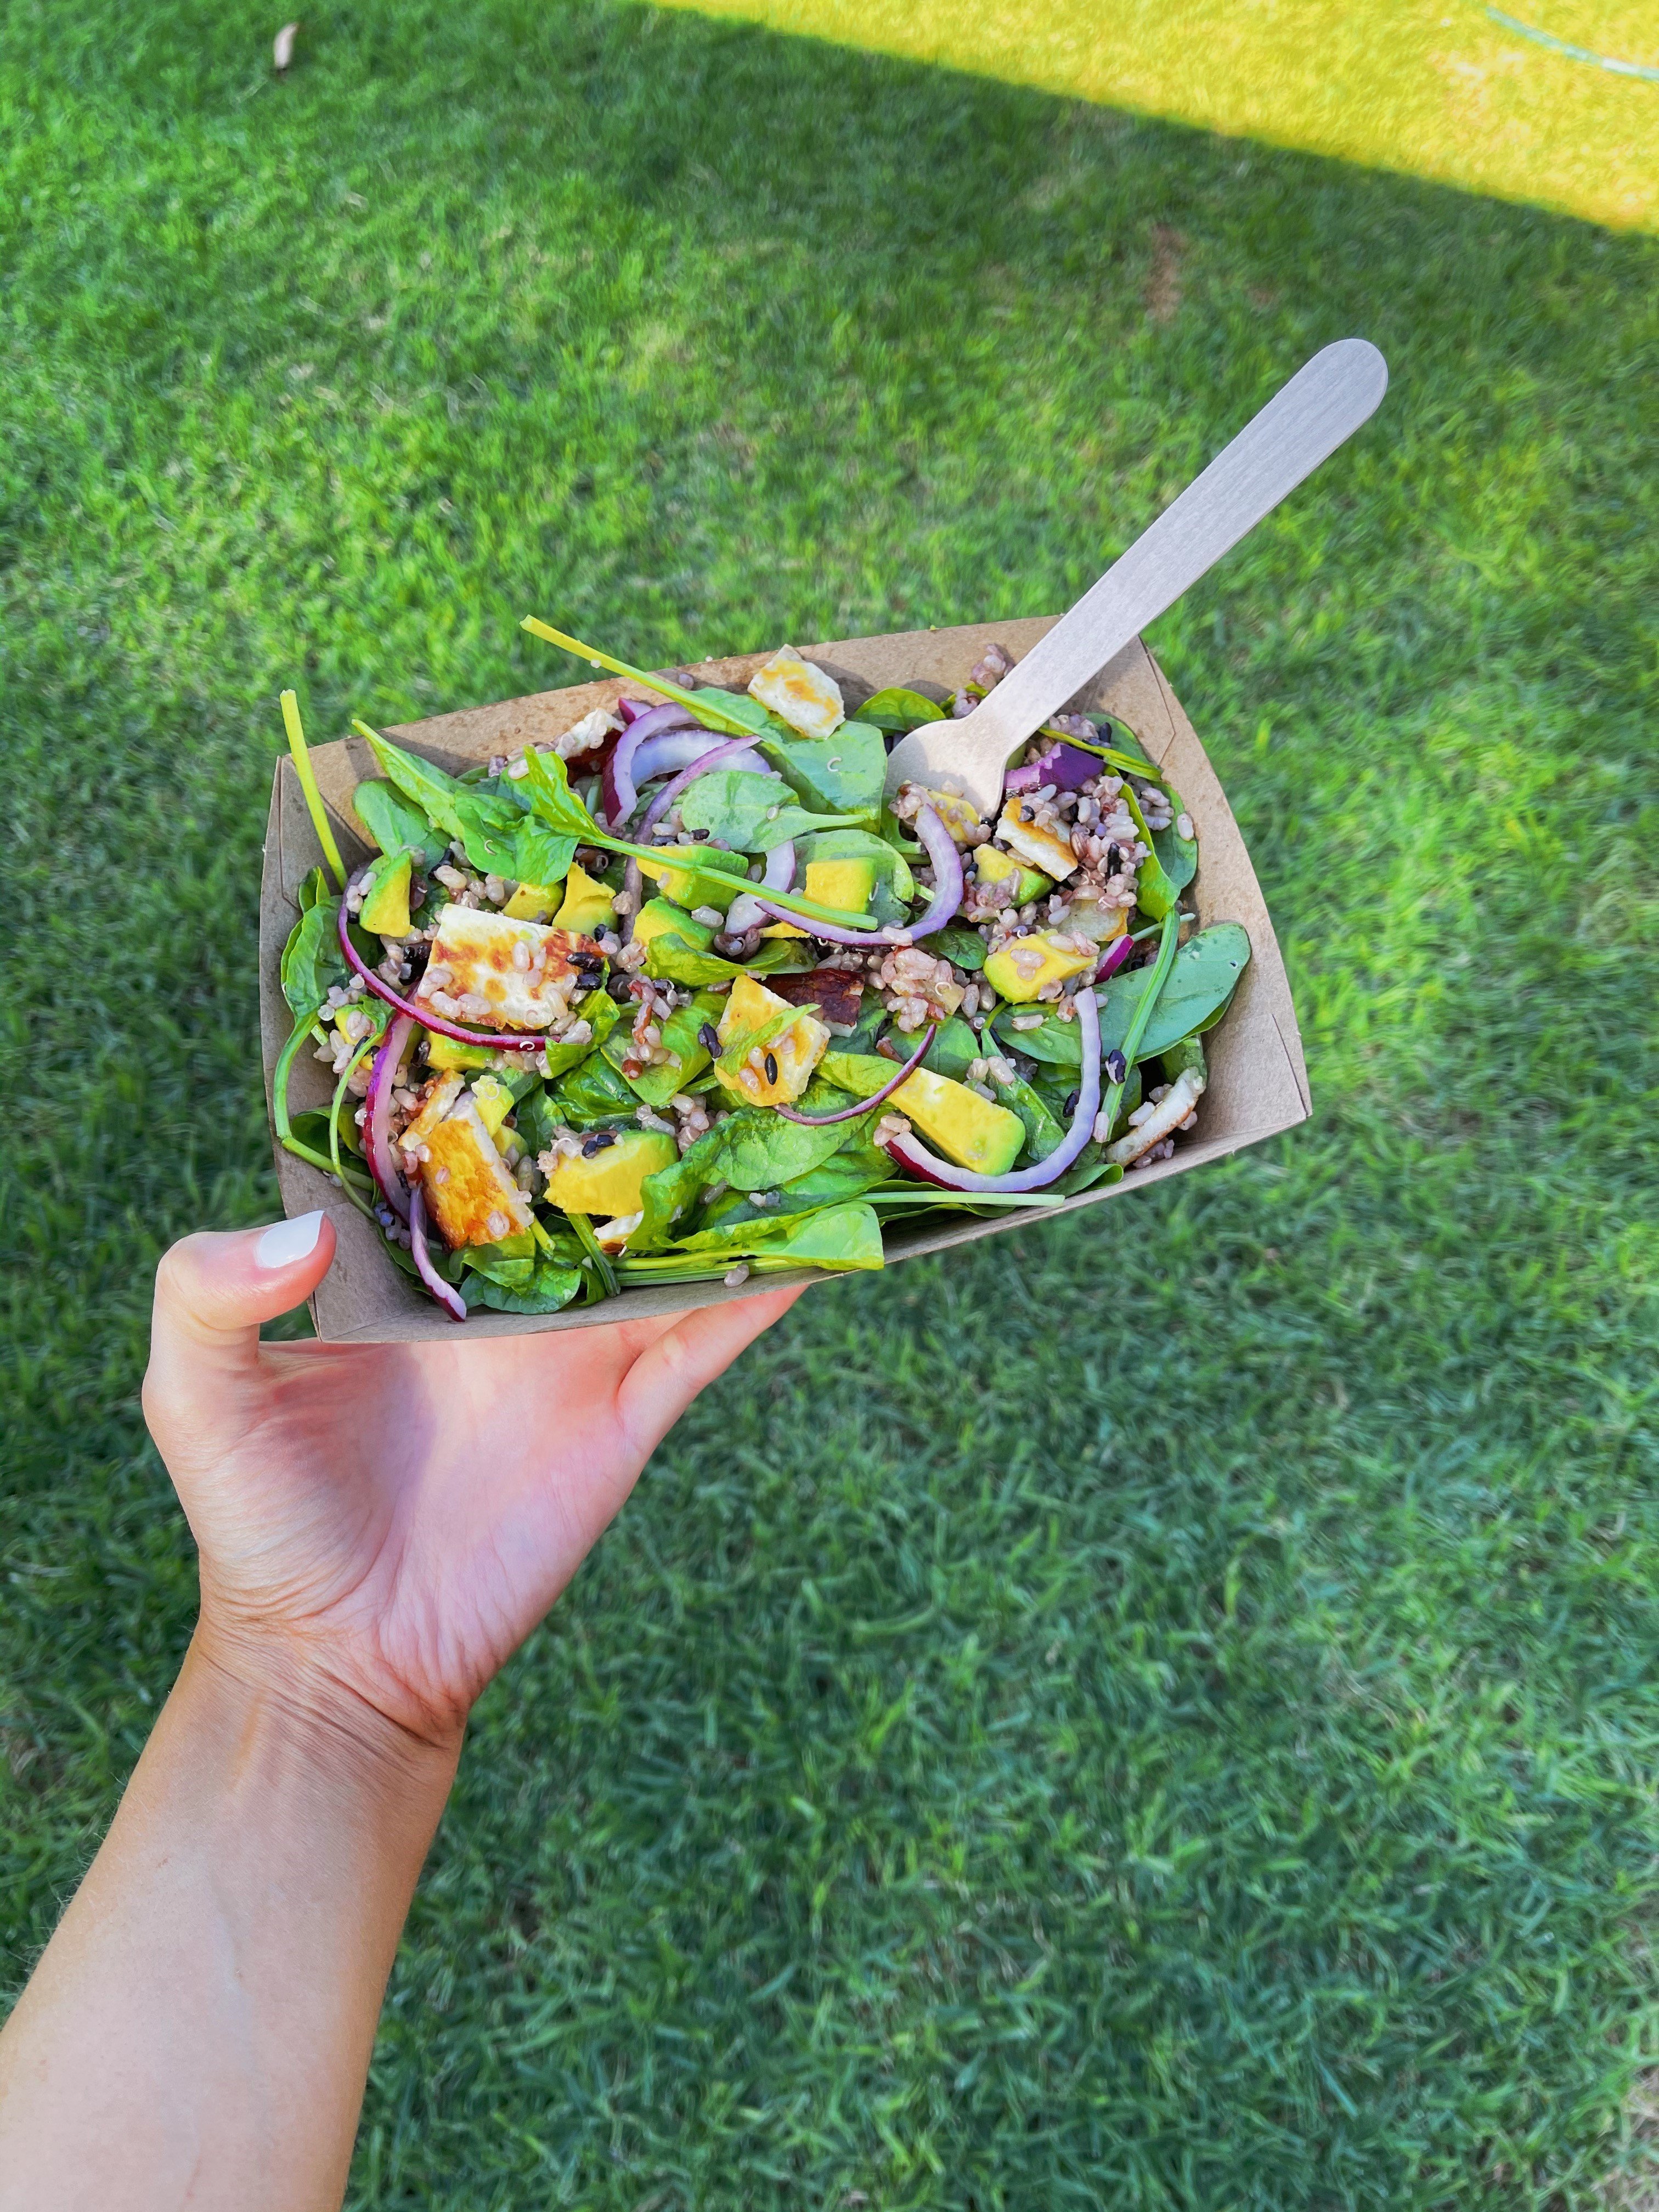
[747,646,844,739]
[419,1094,533,1248]
[995,798,1080,882]
[419,908,602,1032]
[403,1070,465,1147]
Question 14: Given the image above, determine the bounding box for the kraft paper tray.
[259,619,1311,1342]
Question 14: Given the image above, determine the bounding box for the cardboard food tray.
[259,618,1311,1342]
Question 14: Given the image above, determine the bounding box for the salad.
[272,625,1251,1319]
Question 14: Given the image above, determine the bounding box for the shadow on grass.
[2,4,1657,2208]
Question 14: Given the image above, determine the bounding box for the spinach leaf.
[752,1201,884,1272]
[702,1142,896,1232]
[352,778,449,869]
[642,932,814,989]
[295,865,330,913]
[996,1071,1066,1160]
[538,987,620,1080]
[633,1106,855,1248]
[363,729,575,883]
[281,896,348,1016]
[921,1017,981,1081]
[467,1260,585,1314]
[760,723,885,818]
[1120,782,1181,920]
[991,925,1250,1070]
[602,990,726,1106]
[548,1046,640,1129]
[1051,1155,1123,1198]
[676,771,862,854]
[856,686,946,734]
[931,923,985,973]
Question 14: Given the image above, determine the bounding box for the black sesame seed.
[698,1022,721,1055]
[1105,1049,1127,1084]
[1103,844,1121,877]
[590,1128,618,1150]
[580,1133,601,1157]
[1064,1090,1080,1118]
[764,1052,779,1084]
[571,950,603,973]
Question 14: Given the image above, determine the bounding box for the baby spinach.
[760,723,886,818]
[856,686,946,733]
[466,1259,585,1314]
[931,923,986,972]
[540,987,621,1079]
[352,778,449,870]
[921,1017,981,1081]
[281,896,349,1016]
[996,1072,1066,1161]
[548,1047,640,1129]
[676,771,862,854]
[642,932,813,990]
[634,1105,856,1248]
[751,1201,884,1271]
[602,991,726,1105]
[991,924,1250,1070]
[359,727,577,885]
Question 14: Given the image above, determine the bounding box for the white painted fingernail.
[255,1211,324,1269]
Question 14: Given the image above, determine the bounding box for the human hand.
[142,1211,801,1750]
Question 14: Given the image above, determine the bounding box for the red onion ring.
[614,697,654,725]
[602,702,699,826]
[724,838,797,934]
[336,902,554,1053]
[364,1012,415,1221]
[747,803,964,947]
[638,739,774,838]
[409,1184,467,1321]
[774,1023,935,1125]
[1094,933,1134,983]
[884,984,1102,1192]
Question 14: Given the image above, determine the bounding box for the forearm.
[0,1634,458,2212]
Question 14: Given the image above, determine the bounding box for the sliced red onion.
[884,984,1101,1192]
[748,803,964,947]
[336,904,549,1052]
[365,1012,415,1221]
[409,1184,467,1321]
[637,738,773,838]
[614,697,654,725]
[1094,933,1134,983]
[724,839,797,934]
[774,1023,935,1125]
[1005,740,1098,795]
[602,702,701,826]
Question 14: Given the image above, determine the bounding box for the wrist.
[182,1620,462,1827]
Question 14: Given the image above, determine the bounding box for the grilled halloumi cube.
[419,1094,533,1248]
[403,1070,465,1147]
[996,798,1079,882]
[747,646,844,740]
[418,907,601,1032]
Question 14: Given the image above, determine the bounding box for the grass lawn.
[2,2,1657,2205]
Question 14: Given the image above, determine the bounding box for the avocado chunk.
[504,882,559,921]
[974,842,1052,909]
[761,855,877,939]
[543,1129,678,1217]
[424,1034,494,1073]
[638,847,750,911]
[820,1052,1026,1175]
[551,862,614,934]
[634,898,718,964]
[359,851,413,936]
[984,930,1097,1004]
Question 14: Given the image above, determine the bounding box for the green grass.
[2,2,1657,2205]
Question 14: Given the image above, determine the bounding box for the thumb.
[144,1211,337,1436]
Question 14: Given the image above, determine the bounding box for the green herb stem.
[569,1210,619,1299]
[1096,908,1181,1137]
[280,690,347,889]
[521,616,763,738]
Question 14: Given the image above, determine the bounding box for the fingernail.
[255,1210,324,1269]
